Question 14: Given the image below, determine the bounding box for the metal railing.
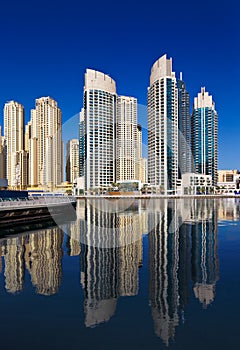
[0,196,76,208]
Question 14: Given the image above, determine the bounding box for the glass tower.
[191,87,218,186]
[177,76,191,177]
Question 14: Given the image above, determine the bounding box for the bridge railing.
[0,196,76,208]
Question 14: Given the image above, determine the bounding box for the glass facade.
[191,88,218,186]
[177,79,191,177]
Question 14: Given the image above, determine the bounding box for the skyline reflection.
[0,198,239,346]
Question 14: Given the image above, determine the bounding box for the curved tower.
[148,55,178,194]
[83,69,116,191]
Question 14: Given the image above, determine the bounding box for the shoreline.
[75,194,240,199]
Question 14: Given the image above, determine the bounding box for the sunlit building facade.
[66,139,79,183]
[148,54,178,194]
[3,101,25,188]
[29,97,63,190]
[116,96,138,181]
[191,87,218,186]
[83,69,116,191]
[177,76,191,176]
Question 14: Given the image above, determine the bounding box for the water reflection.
[0,198,239,346]
[0,228,64,295]
[148,199,219,345]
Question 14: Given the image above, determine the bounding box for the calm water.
[0,198,240,350]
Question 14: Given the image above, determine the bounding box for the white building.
[148,54,178,194]
[181,173,213,195]
[29,97,63,190]
[66,139,79,183]
[72,177,85,196]
[4,101,25,188]
[83,69,116,191]
[0,126,6,179]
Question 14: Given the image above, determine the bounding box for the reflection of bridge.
[0,197,77,228]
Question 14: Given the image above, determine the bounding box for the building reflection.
[24,228,63,296]
[191,200,219,308]
[218,198,240,221]
[4,237,25,294]
[64,199,85,257]
[79,199,145,327]
[148,198,219,346]
[0,198,223,343]
[0,227,63,296]
[148,200,180,346]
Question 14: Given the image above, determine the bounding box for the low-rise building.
[217,170,240,194]
[72,177,85,196]
[181,173,213,195]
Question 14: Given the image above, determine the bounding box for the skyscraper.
[83,69,116,191]
[79,108,85,178]
[191,87,218,186]
[4,101,24,188]
[29,97,63,190]
[178,75,191,177]
[66,139,79,183]
[136,124,148,184]
[0,126,6,179]
[116,95,138,181]
[148,54,178,194]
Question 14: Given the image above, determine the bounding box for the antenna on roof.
[180,72,183,81]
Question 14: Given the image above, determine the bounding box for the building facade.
[177,75,191,176]
[3,101,25,188]
[0,125,6,180]
[217,169,240,193]
[116,96,138,182]
[191,87,218,186]
[148,54,178,194]
[66,139,79,183]
[29,97,63,190]
[83,69,116,191]
[79,108,85,178]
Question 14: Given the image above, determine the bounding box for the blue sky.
[0,0,239,169]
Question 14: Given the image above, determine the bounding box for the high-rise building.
[116,96,138,181]
[191,87,218,186]
[177,75,191,177]
[79,108,85,178]
[136,124,148,184]
[148,54,178,194]
[0,125,6,179]
[66,139,79,183]
[15,150,29,189]
[29,97,63,190]
[4,101,24,188]
[83,69,116,191]
[25,121,32,152]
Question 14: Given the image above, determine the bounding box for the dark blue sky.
[0,0,239,168]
